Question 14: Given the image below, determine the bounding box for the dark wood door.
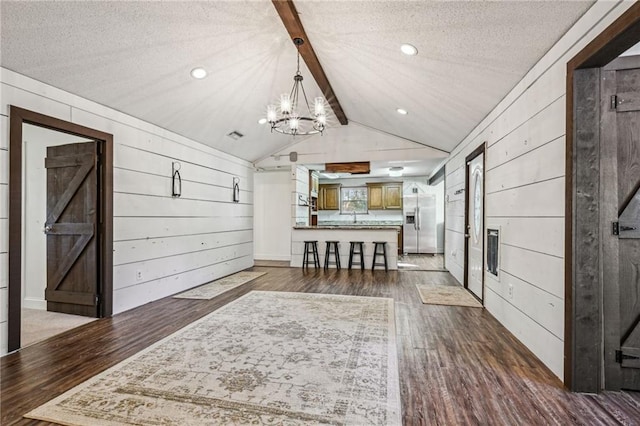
[612,66,640,390]
[45,142,100,317]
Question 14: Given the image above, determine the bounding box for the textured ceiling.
[1,1,595,163]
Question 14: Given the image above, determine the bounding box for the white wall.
[441,1,637,380]
[22,124,92,310]
[253,170,291,261]
[0,67,254,354]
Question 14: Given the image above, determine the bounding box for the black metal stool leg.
[348,242,354,269]
[303,242,309,269]
[315,242,320,268]
[383,243,388,271]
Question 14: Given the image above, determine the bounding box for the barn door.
[610,66,640,390]
[44,141,100,317]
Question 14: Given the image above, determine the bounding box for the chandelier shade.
[267,38,328,136]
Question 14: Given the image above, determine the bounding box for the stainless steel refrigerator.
[403,187,437,254]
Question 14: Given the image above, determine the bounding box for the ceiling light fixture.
[389,166,404,177]
[258,118,267,125]
[266,37,329,136]
[190,67,207,79]
[396,108,408,115]
[400,44,418,56]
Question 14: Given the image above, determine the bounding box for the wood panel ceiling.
[0,1,595,164]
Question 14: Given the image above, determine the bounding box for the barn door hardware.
[615,350,640,364]
[612,222,638,236]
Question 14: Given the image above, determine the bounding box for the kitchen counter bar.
[294,225,401,230]
[291,227,398,270]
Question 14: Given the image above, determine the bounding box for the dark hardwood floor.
[2,267,639,425]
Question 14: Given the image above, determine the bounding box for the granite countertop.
[293,225,402,230]
[319,221,403,226]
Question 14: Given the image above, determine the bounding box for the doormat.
[173,271,266,300]
[25,291,401,425]
[416,284,483,308]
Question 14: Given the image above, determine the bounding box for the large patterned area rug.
[26,291,401,425]
[173,271,266,300]
[416,284,483,308]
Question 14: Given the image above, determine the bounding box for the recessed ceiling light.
[396,108,408,115]
[258,118,268,125]
[400,44,418,56]
[190,67,207,79]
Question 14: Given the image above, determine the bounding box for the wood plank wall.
[441,1,636,380]
[0,68,254,353]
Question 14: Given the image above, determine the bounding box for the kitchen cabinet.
[367,184,384,209]
[367,182,403,210]
[384,183,402,209]
[319,184,340,210]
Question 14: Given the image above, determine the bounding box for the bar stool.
[372,241,388,271]
[324,241,341,270]
[348,241,365,270]
[302,240,320,269]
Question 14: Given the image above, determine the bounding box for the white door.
[466,154,484,300]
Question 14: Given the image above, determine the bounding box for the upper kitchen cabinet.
[367,182,403,210]
[319,184,340,210]
[384,183,402,209]
[367,184,384,209]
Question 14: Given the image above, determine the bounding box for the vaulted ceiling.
[1,1,595,164]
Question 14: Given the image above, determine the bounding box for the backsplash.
[318,210,403,224]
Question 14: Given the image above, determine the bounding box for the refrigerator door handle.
[416,207,420,230]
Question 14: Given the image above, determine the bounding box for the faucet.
[353,211,357,223]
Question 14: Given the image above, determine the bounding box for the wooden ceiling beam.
[272,0,348,125]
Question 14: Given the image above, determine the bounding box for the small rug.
[416,284,483,308]
[25,291,401,425]
[173,271,266,300]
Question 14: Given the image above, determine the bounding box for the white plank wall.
[0,114,8,354]
[441,1,636,380]
[0,68,254,353]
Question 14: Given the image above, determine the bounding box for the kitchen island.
[291,225,400,269]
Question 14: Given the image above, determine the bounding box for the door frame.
[565,3,640,392]
[8,106,114,352]
[463,142,486,303]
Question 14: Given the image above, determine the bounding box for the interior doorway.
[8,106,113,353]
[566,3,640,392]
[464,143,486,302]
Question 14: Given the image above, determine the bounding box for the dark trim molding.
[8,106,114,352]
[428,165,445,186]
[463,142,486,303]
[564,2,640,391]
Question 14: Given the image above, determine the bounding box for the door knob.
[44,225,52,233]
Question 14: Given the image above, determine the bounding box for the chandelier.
[266,37,328,136]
